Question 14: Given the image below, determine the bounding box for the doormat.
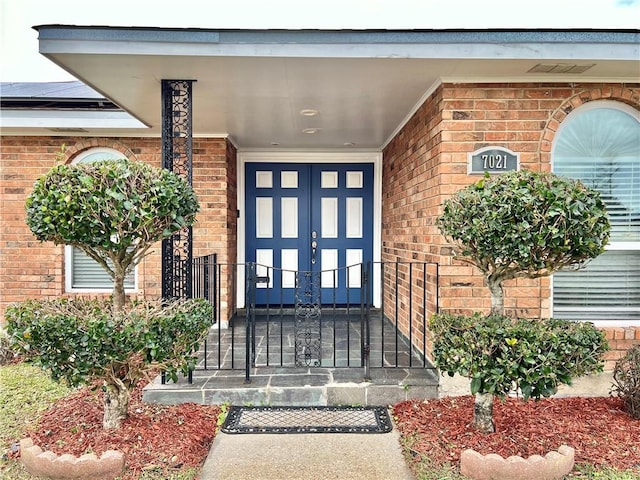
[220,406,393,434]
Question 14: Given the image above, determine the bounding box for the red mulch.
[19,385,640,478]
[26,385,220,479]
[393,396,640,472]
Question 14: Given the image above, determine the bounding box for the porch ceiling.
[27,27,640,148]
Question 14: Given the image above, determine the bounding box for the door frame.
[237,150,383,309]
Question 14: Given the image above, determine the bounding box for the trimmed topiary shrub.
[435,169,611,433]
[611,345,640,419]
[430,312,608,432]
[6,297,212,429]
[436,169,610,315]
[15,153,207,431]
[25,158,199,313]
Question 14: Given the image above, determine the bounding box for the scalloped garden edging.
[460,444,575,480]
[20,438,124,480]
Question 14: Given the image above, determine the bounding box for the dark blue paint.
[246,162,373,305]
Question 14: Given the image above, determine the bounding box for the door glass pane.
[346,197,363,238]
[321,249,338,288]
[346,249,363,288]
[281,197,298,238]
[256,197,273,238]
[256,249,273,288]
[321,197,338,238]
[346,171,363,188]
[281,171,298,188]
[281,249,298,288]
[321,171,338,189]
[256,171,273,188]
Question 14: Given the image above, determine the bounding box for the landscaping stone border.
[20,438,124,480]
[460,444,575,480]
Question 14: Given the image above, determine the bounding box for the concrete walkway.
[199,428,414,480]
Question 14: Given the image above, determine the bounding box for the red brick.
[0,136,236,321]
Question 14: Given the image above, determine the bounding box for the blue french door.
[246,162,374,305]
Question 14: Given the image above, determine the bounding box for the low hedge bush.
[6,297,212,428]
[430,313,608,400]
[611,345,640,419]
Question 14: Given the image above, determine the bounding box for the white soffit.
[32,27,640,148]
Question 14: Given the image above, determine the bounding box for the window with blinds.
[65,147,137,292]
[553,103,640,323]
[70,248,135,290]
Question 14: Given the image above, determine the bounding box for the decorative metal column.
[161,79,195,299]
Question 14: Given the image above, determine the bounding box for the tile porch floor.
[143,310,439,406]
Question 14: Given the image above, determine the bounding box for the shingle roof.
[0,81,104,99]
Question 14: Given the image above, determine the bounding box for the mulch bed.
[18,386,640,478]
[393,395,640,472]
[25,385,220,479]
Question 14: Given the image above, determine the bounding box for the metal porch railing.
[183,256,439,384]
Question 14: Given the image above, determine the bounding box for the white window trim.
[65,147,139,293]
[65,245,139,293]
[551,101,640,327]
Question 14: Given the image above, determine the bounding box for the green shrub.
[6,297,212,428]
[430,313,608,400]
[436,170,610,314]
[25,158,199,312]
[435,170,611,434]
[611,345,640,419]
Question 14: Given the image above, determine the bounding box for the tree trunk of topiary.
[487,278,504,315]
[103,378,130,429]
[483,278,502,433]
[473,392,495,433]
[112,270,126,314]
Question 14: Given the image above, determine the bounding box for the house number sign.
[468,146,519,175]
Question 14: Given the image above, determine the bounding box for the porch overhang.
[30,26,640,149]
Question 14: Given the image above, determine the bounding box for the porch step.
[142,367,439,407]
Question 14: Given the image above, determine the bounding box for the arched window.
[552,101,639,325]
[65,148,137,292]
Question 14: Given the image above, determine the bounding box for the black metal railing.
[186,258,439,384]
[192,253,218,324]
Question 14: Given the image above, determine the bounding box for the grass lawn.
[0,362,72,479]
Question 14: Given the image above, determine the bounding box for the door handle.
[311,240,318,264]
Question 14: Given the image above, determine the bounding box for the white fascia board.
[0,109,148,129]
[37,28,640,62]
[40,39,640,62]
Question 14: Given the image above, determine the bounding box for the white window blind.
[554,251,640,322]
[71,248,135,290]
[553,104,640,323]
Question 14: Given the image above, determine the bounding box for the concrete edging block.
[460,444,574,480]
[20,438,124,480]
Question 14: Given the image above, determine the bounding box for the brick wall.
[382,85,443,353]
[191,138,238,323]
[0,136,237,321]
[382,82,640,368]
[2,82,639,368]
